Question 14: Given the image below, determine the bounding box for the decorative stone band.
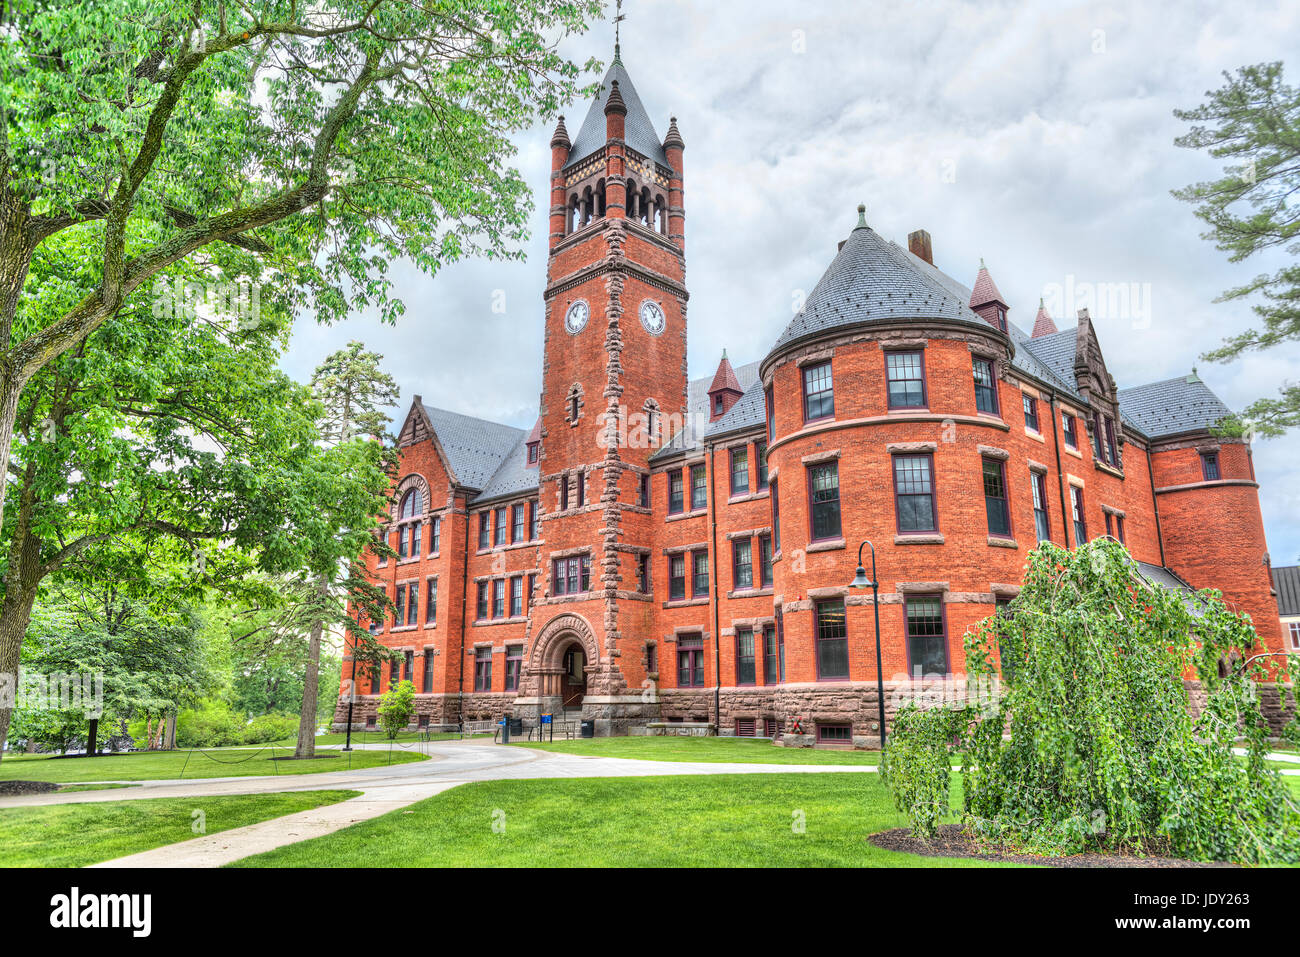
[886,441,937,453]
[1155,479,1260,494]
[767,412,1010,457]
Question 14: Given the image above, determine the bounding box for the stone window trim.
[886,441,937,454]
[1101,504,1127,518]
[1067,472,1085,488]
[1027,459,1050,474]
[806,538,845,553]
[894,533,945,545]
[897,581,950,594]
[800,448,840,465]
[471,616,528,627]
[808,585,849,599]
[978,445,1010,461]
[665,509,706,523]
[727,587,774,600]
[794,348,835,368]
[726,489,770,505]
[565,383,585,427]
[549,545,593,560]
[990,583,1021,599]
[726,527,771,541]
[662,542,709,556]
[662,597,709,609]
[988,537,1020,549]
[1093,460,1125,479]
[730,616,776,629]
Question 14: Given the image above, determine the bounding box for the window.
[390,657,399,684]
[552,555,591,597]
[637,554,650,594]
[733,538,753,590]
[982,458,1011,538]
[808,462,841,541]
[765,386,775,442]
[714,394,724,415]
[560,473,569,511]
[426,578,438,625]
[802,360,834,421]
[529,500,539,540]
[735,718,756,737]
[730,447,749,496]
[376,530,388,567]
[765,717,784,739]
[422,647,434,692]
[505,645,523,691]
[775,607,787,683]
[1116,515,1126,545]
[476,582,488,620]
[972,357,999,415]
[576,470,585,508]
[669,554,687,601]
[736,628,756,685]
[474,647,492,692]
[370,668,381,695]
[639,473,650,508]
[397,490,419,559]
[404,650,414,683]
[511,504,524,543]
[755,440,769,491]
[394,583,406,628]
[1070,486,1086,545]
[492,579,505,619]
[526,441,539,464]
[815,598,849,680]
[568,393,579,423]
[1023,394,1039,432]
[759,535,773,588]
[646,643,657,675]
[677,635,705,687]
[509,576,523,617]
[477,512,490,550]
[886,351,926,409]
[1289,622,1300,652]
[763,624,779,685]
[1104,512,1113,538]
[771,477,781,554]
[1062,412,1078,448]
[692,550,709,598]
[906,595,947,677]
[690,464,707,510]
[1104,417,1119,467]
[494,507,507,546]
[1031,472,1050,542]
[893,454,936,533]
[668,470,684,514]
[818,724,852,744]
[430,515,441,555]
[1201,452,1220,481]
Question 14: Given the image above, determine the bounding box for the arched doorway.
[528,612,600,718]
[560,642,586,710]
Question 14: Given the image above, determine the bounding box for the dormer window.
[526,441,539,465]
[714,394,724,415]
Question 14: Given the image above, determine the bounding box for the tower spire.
[614,0,625,61]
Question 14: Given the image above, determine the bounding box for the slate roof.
[708,354,742,394]
[420,404,526,492]
[705,379,767,439]
[651,360,761,460]
[1031,300,1059,338]
[564,54,669,170]
[769,221,986,354]
[1116,375,1232,438]
[969,263,1007,308]
[1273,565,1300,618]
[1136,561,1204,614]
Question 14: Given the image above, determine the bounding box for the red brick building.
[334,50,1285,743]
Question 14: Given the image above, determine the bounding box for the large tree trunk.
[86,717,99,756]
[0,578,42,766]
[165,712,177,750]
[295,580,330,759]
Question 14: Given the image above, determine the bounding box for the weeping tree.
[882,539,1300,865]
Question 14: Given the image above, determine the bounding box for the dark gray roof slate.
[1274,565,1300,618]
[1116,375,1232,438]
[768,224,986,355]
[420,404,525,491]
[705,379,767,438]
[474,433,540,503]
[1136,561,1204,615]
[650,360,760,462]
[564,57,669,170]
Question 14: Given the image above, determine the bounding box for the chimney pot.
[908,229,933,266]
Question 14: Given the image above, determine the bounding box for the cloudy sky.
[282,0,1300,565]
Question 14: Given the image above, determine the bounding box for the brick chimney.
[908,229,933,265]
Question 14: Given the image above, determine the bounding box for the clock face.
[564,300,589,335]
[640,300,666,336]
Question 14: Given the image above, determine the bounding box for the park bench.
[458,720,497,740]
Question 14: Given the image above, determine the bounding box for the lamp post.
[342,639,359,752]
[849,540,887,751]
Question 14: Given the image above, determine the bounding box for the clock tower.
[522,44,687,732]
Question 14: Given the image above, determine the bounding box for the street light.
[849,540,887,751]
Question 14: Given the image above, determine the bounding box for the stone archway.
[526,613,602,714]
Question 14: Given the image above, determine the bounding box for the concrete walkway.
[3,741,880,868]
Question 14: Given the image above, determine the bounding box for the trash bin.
[580,719,595,739]
[509,717,523,735]
[499,718,509,744]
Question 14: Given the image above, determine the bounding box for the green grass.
[57,783,142,793]
[0,790,360,868]
[510,735,887,764]
[230,773,1006,868]
[0,747,429,783]
[267,730,464,747]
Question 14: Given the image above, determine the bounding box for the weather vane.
[614,0,625,51]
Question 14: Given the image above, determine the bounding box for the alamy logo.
[49,887,151,938]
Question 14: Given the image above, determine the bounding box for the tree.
[377,679,416,741]
[1173,62,1300,437]
[0,0,599,564]
[882,540,1300,865]
[311,341,400,443]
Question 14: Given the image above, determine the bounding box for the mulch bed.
[0,780,61,796]
[869,825,1235,868]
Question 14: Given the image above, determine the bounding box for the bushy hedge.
[131,703,300,749]
[882,539,1300,864]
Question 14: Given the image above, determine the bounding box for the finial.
[614,0,625,58]
[980,257,987,269]
[604,79,627,116]
[664,115,684,150]
[721,348,728,360]
[856,203,867,228]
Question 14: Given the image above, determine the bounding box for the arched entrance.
[528,612,600,717]
[560,642,587,711]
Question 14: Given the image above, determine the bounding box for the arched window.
[397,488,421,558]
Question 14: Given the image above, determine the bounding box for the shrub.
[883,539,1300,864]
[240,712,299,745]
[377,680,416,740]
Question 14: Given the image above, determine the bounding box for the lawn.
[268,730,469,747]
[0,747,428,783]
[230,773,1004,868]
[510,735,887,764]
[0,790,360,868]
